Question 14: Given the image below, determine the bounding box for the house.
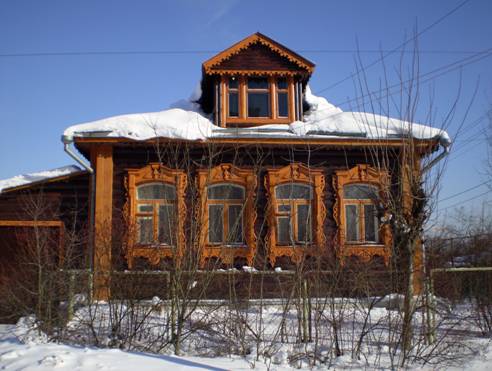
[0,33,450,301]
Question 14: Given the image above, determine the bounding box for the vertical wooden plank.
[288,76,295,122]
[92,144,113,301]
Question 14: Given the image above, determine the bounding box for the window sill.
[226,117,291,126]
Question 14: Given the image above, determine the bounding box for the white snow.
[0,165,82,194]
[63,84,451,146]
[63,109,216,142]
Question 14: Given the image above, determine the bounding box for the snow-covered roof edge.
[63,85,451,147]
[0,165,85,194]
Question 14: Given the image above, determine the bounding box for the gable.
[208,42,304,74]
[203,32,315,76]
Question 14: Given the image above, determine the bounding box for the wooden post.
[92,144,113,301]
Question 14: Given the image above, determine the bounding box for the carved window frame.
[333,164,391,265]
[125,163,187,268]
[197,164,257,267]
[265,163,326,266]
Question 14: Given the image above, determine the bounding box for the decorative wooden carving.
[264,163,326,266]
[333,164,391,265]
[203,32,315,75]
[125,163,187,268]
[197,164,257,267]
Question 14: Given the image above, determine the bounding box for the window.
[228,76,239,117]
[207,184,245,245]
[197,164,257,267]
[135,183,176,245]
[277,78,288,117]
[223,76,293,124]
[275,183,313,245]
[343,184,380,243]
[333,164,391,265]
[247,77,270,117]
[126,164,187,268]
[265,164,325,266]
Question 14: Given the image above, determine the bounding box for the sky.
[0,0,491,225]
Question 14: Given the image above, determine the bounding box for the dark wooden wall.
[111,142,400,269]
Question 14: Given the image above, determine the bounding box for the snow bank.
[62,84,450,146]
[0,165,82,194]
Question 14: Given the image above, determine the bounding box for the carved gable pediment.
[203,32,314,76]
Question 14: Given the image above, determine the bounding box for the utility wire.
[333,48,492,109]
[438,180,492,203]
[0,49,485,58]
[315,0,473,94]
[437,189,492,212]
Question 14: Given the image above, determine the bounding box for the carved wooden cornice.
[197,164,257,267]
[124,163,187,268]
[203,33,315,75]
[264,163,326,266]
[333,164,391,265]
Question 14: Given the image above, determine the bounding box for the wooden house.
[0,33,449,300]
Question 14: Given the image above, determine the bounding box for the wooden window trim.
[265,163,325,266]
[125,163,187,268]
[197,164,257,267]
[223,75,295,126]
[333,164,391,265]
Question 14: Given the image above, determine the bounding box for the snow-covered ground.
[2,298,491,370]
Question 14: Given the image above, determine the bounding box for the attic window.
[222,75,294,125]
[247,77,270,117]
[228,77,239,117]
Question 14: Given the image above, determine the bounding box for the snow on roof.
[63,85,450,146]
[0,165,83,194]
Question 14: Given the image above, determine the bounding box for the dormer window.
[201,32,315,127]
[247,77,270,117]
[223,75,294,126]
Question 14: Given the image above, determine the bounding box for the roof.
[63,86,450,148]
[202,32,315,75]
[0,165,86,194]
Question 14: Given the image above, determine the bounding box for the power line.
[0,49,485,58]
[437,189,492,212]
[315,0,473,94]
[438,180,492,203]
[332,48,492,109]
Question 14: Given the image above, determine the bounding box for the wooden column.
[401,152,424,295]
[92,144,113,300]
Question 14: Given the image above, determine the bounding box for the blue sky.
[0,0,491,222]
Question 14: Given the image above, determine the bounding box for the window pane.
[248,93,270,117]
[364,204,379,243]
[278,204,291,212]
[229,92,239,117]
[158,205,174,245]
[278,92,288,117]
[344,184,377,200]
[277,79,287,90]
[207,184,245,200]
[297,204,312,243]
[277,216,292,245]
[137,204,153,213]
[208,205,223,243]
[275,183,313,200]
[345,205,359,242]
[228,205,244,244]
[137,216,153,244]
[247,77,268,89]
[137,183,176,200]
[229,76,238,89]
